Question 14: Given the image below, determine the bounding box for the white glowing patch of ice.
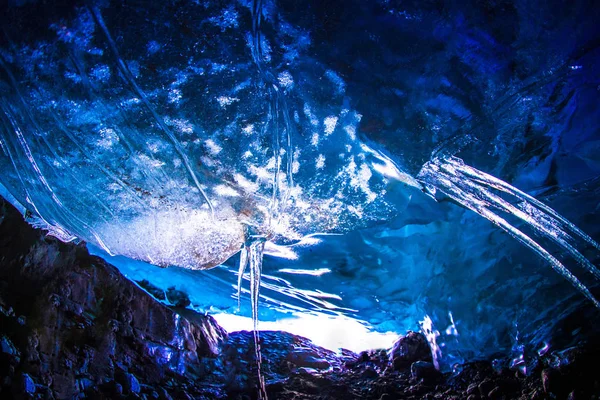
[96,127,119,149]
[303,103,319,126]
[168,88,182,104]
[146,140,165,154]
[347,204,364,218]
[248,164,275,181]
[214,185,240,197]
[205,139,222,155]
[316,154,325,169]
[278,267,331,276]
[291,149,301,174]
[137,154,165,168]
[216,96,239,107]
[106,182,121,193]
[445,312,459,337]
[311,132,320,146]
[270,213,301,241]
[339,156,377,202]
[344,125,356,140]
[265,157,277,170]
[97,209,244,270]
[294,235,324,246]
[277,71,294,88]
[197,155,214,167]
[359,164,377,202]
[120,97,141,107]
[359,143,422,188]
[293,197,311,211]
[212,313,398,353]
[292,160,300,174]
[263,242,298,260]
[165,118,193,135]
[234,173,259,193]
[242,124,255,135]
[324,116,338,135]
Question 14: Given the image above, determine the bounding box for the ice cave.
[0,0,599,398]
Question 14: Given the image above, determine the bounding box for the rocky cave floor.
[1,196,600,400]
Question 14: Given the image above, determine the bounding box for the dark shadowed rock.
[389,331,433,371]
[541,368,558,394]
[478,377,495,397]
[466,382,478,396]
[166,287,192,308]
[220,330,343,390]
[361,367,378,380]
[488,385,502,399]
[410,361,441,383]
[137,279,167,301]
[116,370,141,394]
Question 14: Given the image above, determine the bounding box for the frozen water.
[1,0,600,371]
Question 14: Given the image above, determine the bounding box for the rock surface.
[389,331,433,370]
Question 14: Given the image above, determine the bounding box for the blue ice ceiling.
[1,0,600,369]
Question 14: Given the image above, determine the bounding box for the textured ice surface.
[1,0,600,369]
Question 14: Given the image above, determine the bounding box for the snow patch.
[324,116,338,135]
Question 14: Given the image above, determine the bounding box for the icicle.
[237,245,248,311]
[248,238,266,331]
[239,237,268,400]
[417,156,600,308]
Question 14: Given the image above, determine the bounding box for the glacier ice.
[1,0,600,370]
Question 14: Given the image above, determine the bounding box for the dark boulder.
[410,361,441,383]
[389,331,433,371]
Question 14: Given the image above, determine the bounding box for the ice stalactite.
[418,156,600,308]
[237,237,268,399]
[237,244,249,311]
